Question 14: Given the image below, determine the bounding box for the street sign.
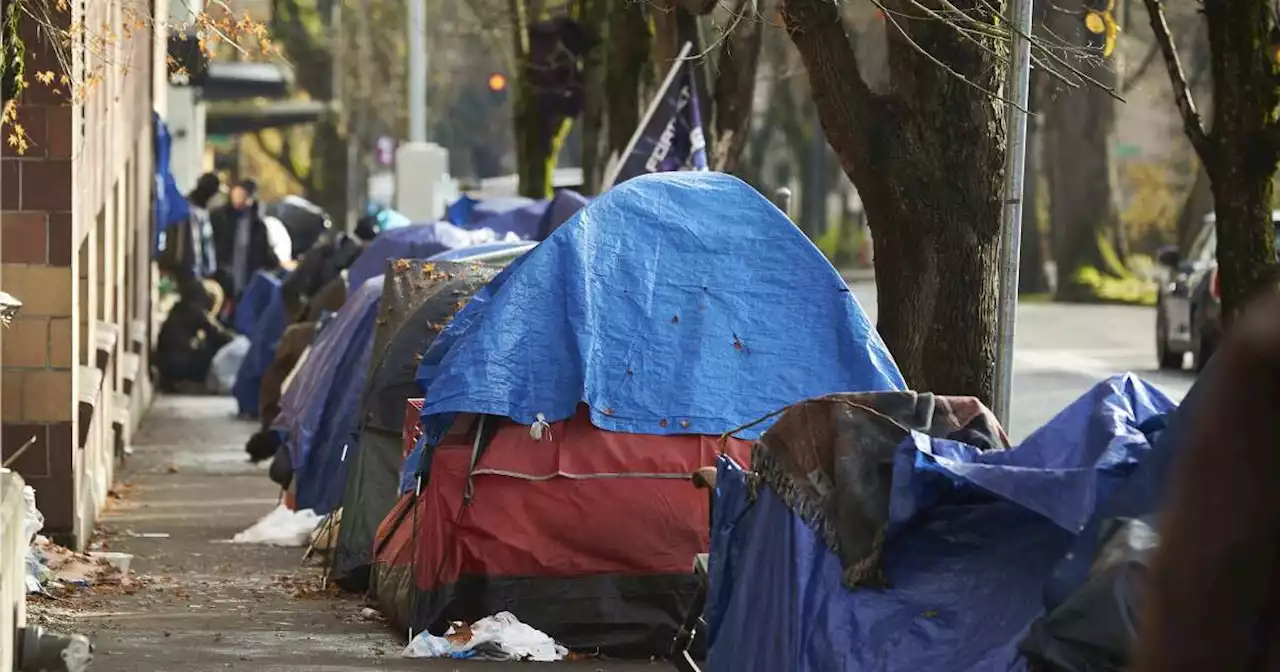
[375,136,396,167]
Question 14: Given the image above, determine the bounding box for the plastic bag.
[207,335,250,394]
[230,504,321,546]
[22,485,43,544]
[1019,517,1157,671]
[402,612,567,661]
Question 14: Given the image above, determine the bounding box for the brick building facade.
[1,0,158,548]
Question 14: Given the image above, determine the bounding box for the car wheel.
[1156,304,1183,370]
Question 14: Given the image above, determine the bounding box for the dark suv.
[1155,211,1280,371]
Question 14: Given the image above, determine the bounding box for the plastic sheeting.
[346,222,513,291]
[464,199,549,240]
[402,172,904,492]
[705,374,1177,672]
[234,271,282,335]
[232,283,286,417]
[271,275,384,514]
[152,113,190,254]
[536,190,589,240]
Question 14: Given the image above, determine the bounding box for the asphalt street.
[846,279,1195,441]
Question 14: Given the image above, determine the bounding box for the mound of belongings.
[371,171,904,657]
[704,374,1176,671]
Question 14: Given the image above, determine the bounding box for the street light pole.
[408,0,427,143]
[992,0,1035,427]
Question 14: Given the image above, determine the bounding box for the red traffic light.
[487,72,508,92]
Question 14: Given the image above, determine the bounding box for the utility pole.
[992,0,1035,427]
[408,0,427,143]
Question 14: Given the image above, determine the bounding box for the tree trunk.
[578,0,609,193]
[782,0,1004,403]
[708,0,764,173]
[1203,0,1279,319]
[1144,0,1279,321]
[1045,3,1127,303]
[604,3,650,161]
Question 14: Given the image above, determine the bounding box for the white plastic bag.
[22,485,43,545]
[207,335,251,394]
[230,504,321,546]
[402,612,566,661]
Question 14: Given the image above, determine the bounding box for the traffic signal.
[488,72,508,93]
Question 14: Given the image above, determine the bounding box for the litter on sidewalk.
[231,504,322,546]
[401,612,567,662]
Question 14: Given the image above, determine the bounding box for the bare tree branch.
[1141,0,1211,158]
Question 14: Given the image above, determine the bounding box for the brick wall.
[1,0,155,548]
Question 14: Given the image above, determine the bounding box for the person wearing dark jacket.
[210,178,280,302]
[1132,287,1280,672]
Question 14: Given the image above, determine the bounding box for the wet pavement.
[29,395,657,671]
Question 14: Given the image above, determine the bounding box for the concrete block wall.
[0,0,156,549]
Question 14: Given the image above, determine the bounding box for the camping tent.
[331,260,500,591]
[271,275,385,514]
[704,375,1176,671]
[375,172,905,656]
[462,198,548,240]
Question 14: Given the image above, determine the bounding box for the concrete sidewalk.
[28,395,656,671]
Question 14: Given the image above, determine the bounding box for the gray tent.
[331,259,499,590]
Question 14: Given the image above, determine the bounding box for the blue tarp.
[470,196,535,225]
[465,199,549,240]
[536,190,590,240]
[400,171,905,492]
[705,374,1177,672]
[272,276,384,514]
[152,113,190,255]
[231,280,286,418]
[234,271,281,336]
[346,222,505,291]
[445,195,479,227]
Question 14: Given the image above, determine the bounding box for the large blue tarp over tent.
[400,171,906,492]
[346,222,509,291]
[232,278,286,417]
[705,374,1176,672]
[272,276,384,514]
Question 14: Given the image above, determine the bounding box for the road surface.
[847,279,1194,441]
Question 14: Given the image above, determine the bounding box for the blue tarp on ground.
[346,222,506,291]
[400,171,905,492]
[272,276,384,514]
[231,282,286,418]
[705,374,1176,672]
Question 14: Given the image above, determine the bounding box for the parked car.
[1155,210,1280,371]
